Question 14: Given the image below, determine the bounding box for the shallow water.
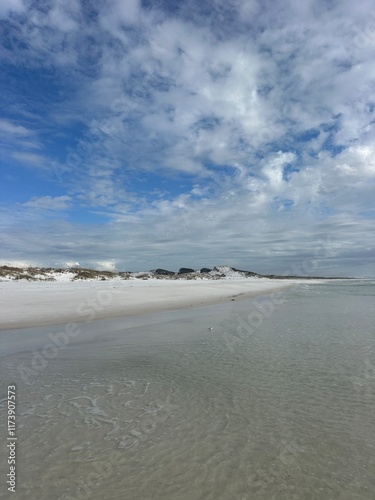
[1,280,375,499]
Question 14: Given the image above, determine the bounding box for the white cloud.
[0,0,25,19]
[90,260,117,271]
[0,119,33,136]
[11,151,48,168]
[1,0,375,276]
[102,0,141,26]
[262,152,295,192]
[23,196,72,210]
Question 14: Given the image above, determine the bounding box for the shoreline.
[0,278,324,331]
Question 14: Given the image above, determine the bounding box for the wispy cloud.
[22,195,72,210]
[0,118,33,136]
[11,151,49,168]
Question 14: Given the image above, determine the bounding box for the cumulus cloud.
[1,0,374,276]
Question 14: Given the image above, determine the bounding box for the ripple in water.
[0,280,374,499]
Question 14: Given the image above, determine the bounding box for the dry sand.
[0,277,320,330]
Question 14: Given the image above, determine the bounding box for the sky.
[0,0,374,276]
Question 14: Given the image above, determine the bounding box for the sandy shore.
[0,278,319,330]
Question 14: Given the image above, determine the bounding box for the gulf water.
[0,280,374,499]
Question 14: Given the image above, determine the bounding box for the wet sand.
[0,281,374,499]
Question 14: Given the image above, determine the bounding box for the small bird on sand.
[208,326,213,331]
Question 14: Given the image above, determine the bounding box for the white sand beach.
[0,277,318,330]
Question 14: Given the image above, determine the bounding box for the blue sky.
[0,0,374,276]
